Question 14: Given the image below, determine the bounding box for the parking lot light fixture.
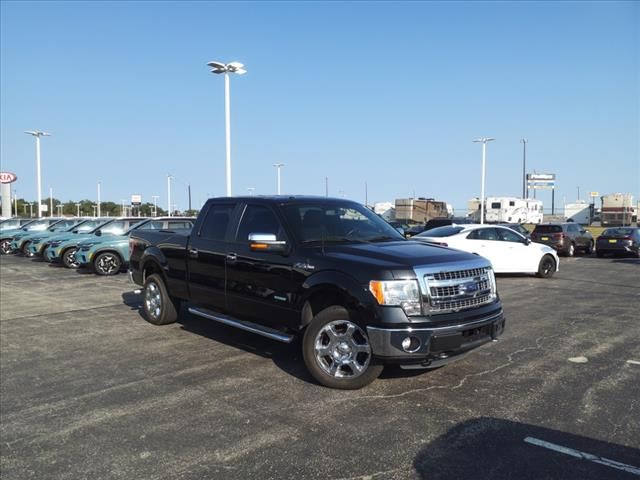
[75,203,81,217]
[273,163,284,195]
[207,60,247,197]
[24,130,51,217]
[472,137,495,225]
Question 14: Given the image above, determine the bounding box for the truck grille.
[423,266,495,314]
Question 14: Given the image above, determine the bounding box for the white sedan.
[413,224,559,278]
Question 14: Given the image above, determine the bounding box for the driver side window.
[235,205,286,243]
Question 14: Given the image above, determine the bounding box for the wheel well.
[94,249,124,263]
[301,287,360,327]
[142,260,163,283]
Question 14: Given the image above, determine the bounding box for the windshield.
[415,226,465,238]
[76,219,105,232]
[533,225,562,233]
[283,202,405,244]
[602,228,635,236]
[1,219,31,229]
[24,219,54,231]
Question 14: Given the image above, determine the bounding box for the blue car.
[45,217,148,268]
[76,217,194,275]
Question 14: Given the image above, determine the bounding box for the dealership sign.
[0,172,17,184]
[131,194,142,205]
[527,173,556,190]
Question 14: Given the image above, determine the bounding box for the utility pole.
[151,195,159,217]
[167,174,173,217]
[49,187,53,217]
[521,138,527,199]
[325,177,329,197]
[76,203,81,217]
[97,181,102,217]
[188,184,192,211]
[273,163,284,195]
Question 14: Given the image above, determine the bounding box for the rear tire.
[302,305,383,389]
[537,254,556,278]
[143,273,179,325]
[94,252,122,276]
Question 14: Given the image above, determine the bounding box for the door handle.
[188,248,198,258]
[226,253,237,263]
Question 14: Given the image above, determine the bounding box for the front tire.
[537,254,556,278]
[566,242,575,257]
[143,273,180,325]
[0,239,11,254]
[583,240,594,255]
[302,306,383,389]
[94,252,122,276]
[62,247,80,268]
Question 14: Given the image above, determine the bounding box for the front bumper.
[366,310,505,367]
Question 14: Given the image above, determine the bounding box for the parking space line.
[627,360,640,366]
[523,436,640,476]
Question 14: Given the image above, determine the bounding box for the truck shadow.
[121,291,315,384]
[414,417,640,479]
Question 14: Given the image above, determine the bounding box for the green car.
[25,218,103,258]
[76,217,194,275]
[0,218,36,233]
[44,217,148,268]
[0,218,65,255]
[11,218,88,256]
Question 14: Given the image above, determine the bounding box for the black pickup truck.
[129,196,505,389]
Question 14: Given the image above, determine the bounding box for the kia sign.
[0,172,17,184]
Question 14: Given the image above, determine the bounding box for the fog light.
[401,336,421,353]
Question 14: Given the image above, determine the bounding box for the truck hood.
[319,240,485,269]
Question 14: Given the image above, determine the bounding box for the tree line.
[7,198,200,218]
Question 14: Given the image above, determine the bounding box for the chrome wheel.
[63,248,80,268]
[0,239,11,254]
[567,243,575,257]
[144,281,162,321]
[96,253,120,275]
[314,320,371,379]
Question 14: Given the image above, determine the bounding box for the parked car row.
[0,216,195,275]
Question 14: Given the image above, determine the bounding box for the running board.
[187,307,295,344]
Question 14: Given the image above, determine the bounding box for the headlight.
[369,280,422,316]
[80,243,97,249]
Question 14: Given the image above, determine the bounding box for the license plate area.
[609,239,617,243]
[430,324,493,352]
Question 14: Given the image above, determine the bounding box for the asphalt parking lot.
[1,254,639,480]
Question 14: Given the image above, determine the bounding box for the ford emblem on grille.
[459,281,479,295]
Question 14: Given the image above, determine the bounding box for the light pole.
[97,181,102,217]
[49,187,54,217]
[325,177,329,197]
[24,130,51,217]
[521,138,528,199]
[273,163,284,195]
[121,199,126,216]
[13,190,17,217]
[247,187,255,196]
[152,195,159,217]
[56,205,63,216]
[29,203,34,217]
[92,205,97,217]
[207,60,247,196]
[167,174,173,217]
[75,203,81,217]
[472,137,495,225]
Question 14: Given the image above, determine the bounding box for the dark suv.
[530,223,594,256]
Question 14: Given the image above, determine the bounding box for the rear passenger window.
[199,204,234,240]
[467,228,499,240]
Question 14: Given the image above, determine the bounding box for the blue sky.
[1,1,638,213]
